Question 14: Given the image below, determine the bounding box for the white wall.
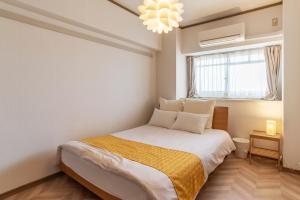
[0,0,159,194]
[2,0,161,51]
[217,100,283,149]
[176,30,188,99]
[156,29,187,100]
[181,5,283,54]
[157,6,283,149]
[283,0,300,170]
[156,31,177,99]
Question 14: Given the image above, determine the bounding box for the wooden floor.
[4,155,300,200]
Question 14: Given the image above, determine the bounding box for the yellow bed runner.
[82,135,205,200]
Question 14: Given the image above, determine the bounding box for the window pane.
[228,62,267,98]
[194,47,268,99]
[249,48,265,61]
[228,50,249,63]
[195,65,226,97]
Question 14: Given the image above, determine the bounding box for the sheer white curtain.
[194,53,227,98]
[193,48,268,99]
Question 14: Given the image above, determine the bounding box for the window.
[194,48,268,99]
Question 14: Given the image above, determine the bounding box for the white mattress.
[60,125,235,200]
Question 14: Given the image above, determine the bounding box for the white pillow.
[159,97,183,112]
[148,108,178,129]
[183,99,216,129]
[171,112,209,134]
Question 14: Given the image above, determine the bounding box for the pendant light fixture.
[138,0,184,34]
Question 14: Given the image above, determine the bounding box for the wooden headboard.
[212,107,228,131]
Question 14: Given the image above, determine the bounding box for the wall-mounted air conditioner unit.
[198,23,245,48]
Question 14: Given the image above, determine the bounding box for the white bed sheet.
[60,125,235,200]
[62,149,149,200]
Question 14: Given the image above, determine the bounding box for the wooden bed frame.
[212,106,228,131]
[60,106,229,200]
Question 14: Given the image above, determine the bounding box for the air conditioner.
[198,23,245,48]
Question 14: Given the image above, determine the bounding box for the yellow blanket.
[82,135,205,200]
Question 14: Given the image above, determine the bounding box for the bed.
[58,107,235,200]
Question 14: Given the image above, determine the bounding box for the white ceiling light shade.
[138,0,184,34]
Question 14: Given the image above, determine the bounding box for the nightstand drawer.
[251,147,280,159]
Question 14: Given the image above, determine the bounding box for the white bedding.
[60,125,235,200]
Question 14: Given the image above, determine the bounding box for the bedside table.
[249,130,282,169]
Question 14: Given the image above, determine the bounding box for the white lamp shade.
[138,0,184,34]
[266,120,277,136]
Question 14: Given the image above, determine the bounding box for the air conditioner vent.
[198,23,245,48]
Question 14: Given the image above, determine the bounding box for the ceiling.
[113,0,282,27]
